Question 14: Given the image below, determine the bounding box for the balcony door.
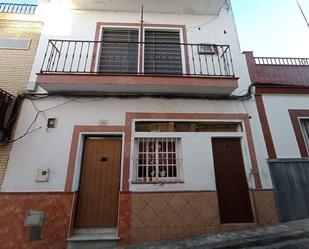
[98,27,183,75]
[144,30,182,74]
[98,28,139,73]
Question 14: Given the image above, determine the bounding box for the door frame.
[71,132,125,231]
[210,134,255,190]
[211,136,255,224]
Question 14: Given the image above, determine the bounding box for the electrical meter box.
[35,168,50,182]
[24,211,45,227]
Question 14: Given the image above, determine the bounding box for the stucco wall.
[262,94,309,158]
[2,97,271,192]
[29,1,251,94]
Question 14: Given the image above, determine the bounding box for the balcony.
[0,89,19,144]
[66,0,226,15]
[0,2,37,14]
[37,39,238,96]
[245,52,309,87]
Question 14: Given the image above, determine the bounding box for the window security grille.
[144,30,182,74]
[0,89,20,144]
[135,137,181,182]
[98,28,139,73]
[300,119,309,151]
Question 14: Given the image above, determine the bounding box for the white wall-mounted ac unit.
[198,44,216,54]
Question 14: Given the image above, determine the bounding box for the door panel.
[212,137,254,223]
[75,137,122,228]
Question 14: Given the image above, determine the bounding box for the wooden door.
[212,137,254,223]
[75,137,122,228]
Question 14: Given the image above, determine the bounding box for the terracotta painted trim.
[91,22,190,74]
[68,192,78,237]
[64,125,125,192]
[37,74,238,89]
[0,191,73,195]
[122,112,262,192]
[125,190,218,194]
[255,94,277,159]
[250,188,274,192]
[255,86,309,95]
[118,192,132,245]
[131,180,185,185]
[243,52,256,83]
[289,109,309,157]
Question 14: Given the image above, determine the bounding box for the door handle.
[100,156,108,162]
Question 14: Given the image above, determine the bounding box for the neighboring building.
[0,3,42,187]
[0,1,278,249]
[245,52,309,223]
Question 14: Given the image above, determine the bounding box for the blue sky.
[4,0,309,58]
[231,0,309,57]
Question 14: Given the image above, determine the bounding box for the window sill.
[131,179,185,185]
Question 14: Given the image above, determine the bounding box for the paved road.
[117,219,309,249]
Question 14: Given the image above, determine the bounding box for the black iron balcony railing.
[255,57,309,66]
[0,89,20,144]
[0,2,37,14]
[40,40,235,77]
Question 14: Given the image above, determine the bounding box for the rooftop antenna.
[140,5,144,42]
[296,0,309,28]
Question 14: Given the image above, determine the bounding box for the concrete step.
[67,228,120,249]
[73,228,117,236]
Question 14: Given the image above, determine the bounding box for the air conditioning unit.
[198,44,216,54]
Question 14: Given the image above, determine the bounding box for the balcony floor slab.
[37,74,239,96]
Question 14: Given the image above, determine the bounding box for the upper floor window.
[98,28,139,73]
[98,28,183,75]
[300,119,309,151]
[144,30,182,74]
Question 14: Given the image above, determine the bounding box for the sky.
[231,0,309,57]
[4,0,309,58]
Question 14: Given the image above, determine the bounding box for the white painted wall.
[29,0,252,94]
[129,132,255,192]
[2,1,274,192]
[2,97,272,192]
[263,94,309,159]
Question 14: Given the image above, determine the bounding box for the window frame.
[96,25,186,75]
[133,136,183,183]
[299,118,309,152]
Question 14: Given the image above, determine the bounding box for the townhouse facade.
[0,1,279,249]
[245,52,309,223]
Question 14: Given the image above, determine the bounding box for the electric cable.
[7,97,78,144]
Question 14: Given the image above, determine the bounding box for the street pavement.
[117,219,309,249]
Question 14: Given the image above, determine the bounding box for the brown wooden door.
[212,137,254,223]
[75,137,122,228]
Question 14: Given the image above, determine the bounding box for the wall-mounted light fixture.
[47,118,56,128]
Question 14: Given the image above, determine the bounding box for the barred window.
[300,119,309,151]
[135,138,181,182]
